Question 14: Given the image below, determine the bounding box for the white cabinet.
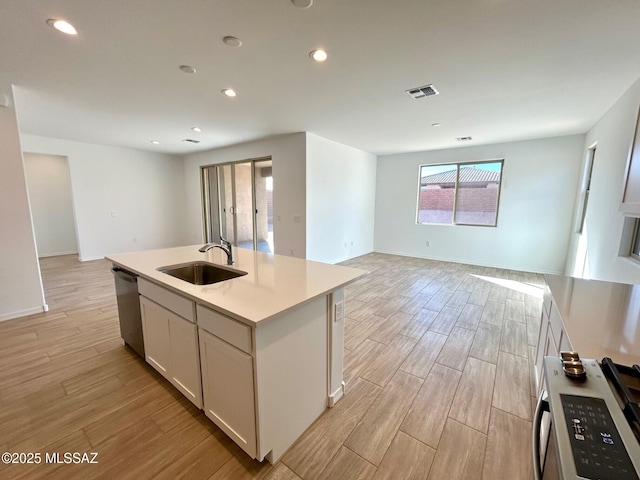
[534,286,572,396]
[168,311,202,406]
[199,328,256,458]
[140,296,171,375]
[197,295,336,463]
[134,276,343,464]
[139,289,202,409]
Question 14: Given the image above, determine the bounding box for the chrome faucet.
[199,236,234,265]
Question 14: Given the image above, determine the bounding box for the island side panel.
[328,288,345,406]
[254,295,328,463]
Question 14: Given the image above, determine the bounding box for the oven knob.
[563,360,587,379]
[561,351,587,379]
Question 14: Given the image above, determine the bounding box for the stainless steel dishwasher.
[112,267,145,358]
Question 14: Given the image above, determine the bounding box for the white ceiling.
[2,0,640,156]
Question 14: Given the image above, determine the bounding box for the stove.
[533,354,640,480]
[601,357,640,442]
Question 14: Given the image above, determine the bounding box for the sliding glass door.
[202,158,273,253]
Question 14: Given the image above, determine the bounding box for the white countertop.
[545,274,640,366]
[107,245,366,326]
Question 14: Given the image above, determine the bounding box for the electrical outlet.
[334,301,344,322]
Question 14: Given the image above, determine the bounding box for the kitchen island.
[107,245,365,463]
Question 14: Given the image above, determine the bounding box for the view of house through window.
[417,160,504,226]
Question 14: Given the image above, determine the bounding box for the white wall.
[0,87,46,321]
[375,135,585,273]
[565,76,640,283]
[24,153,78,257]
[182,133,307,258]
[306,133,376,264]
[21,135,187,261]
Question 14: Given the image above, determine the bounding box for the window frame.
[415,159,504,227]
[577,145,596,234]
[630,219,640,262]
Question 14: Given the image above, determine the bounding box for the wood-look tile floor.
[0,253,543,479]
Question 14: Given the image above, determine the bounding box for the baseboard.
[78,255,106,262]
[323,249,375,265]
[38,250,78,258]
[328,381,346,407]
[372,248,565,275]
[0,305,47,322]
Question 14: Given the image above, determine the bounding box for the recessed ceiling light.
[46,19,77,35]
[191,126,202,133]
[432,123,441,127]
[309,49,328,62]
[221,88,237,97]
[150,140,160,145]
[179,65,197,74]
[291,0,313,8]
[222,36,242,47]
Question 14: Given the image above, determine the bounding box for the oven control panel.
[561,394,639,480]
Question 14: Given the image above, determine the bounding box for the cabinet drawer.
[197,305,252,353]
[139,278,195,322]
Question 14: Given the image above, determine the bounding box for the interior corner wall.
[20,134,187,261]
[305,133,377,264]
[0,87,46,321]
[181,133,307,258]
[374,135,585,273]
[565,75,640,283]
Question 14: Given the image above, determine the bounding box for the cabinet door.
[545,325,559,358]
[141,296,202,409]
[140,296,171,375]
[534,309,549,394]
[199,328,256,458]
[169,316,202,408]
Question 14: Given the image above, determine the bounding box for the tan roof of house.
[421,166,501,185]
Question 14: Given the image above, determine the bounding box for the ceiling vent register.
[406,84,439,99]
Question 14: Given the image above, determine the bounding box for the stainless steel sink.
[158,261,247,285]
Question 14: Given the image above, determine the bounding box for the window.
[578,146,596,234]
[631,219,640,261]
[417,160,503,227]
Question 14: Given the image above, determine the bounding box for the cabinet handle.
[532,390,549,480]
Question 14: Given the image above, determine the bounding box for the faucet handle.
[220,235,232,247]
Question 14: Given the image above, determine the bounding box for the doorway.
[202,158,273,253]
[23,153,79,258]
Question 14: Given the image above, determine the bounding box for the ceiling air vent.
[406,84,439,99]
[182,138,200,144]
[456,136,473,142]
